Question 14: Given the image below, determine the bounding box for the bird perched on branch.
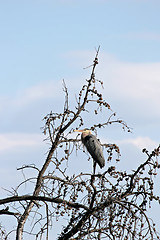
[74,129,105,174]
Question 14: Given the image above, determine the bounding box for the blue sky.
[1,0,160,96]
[0,0,160,238]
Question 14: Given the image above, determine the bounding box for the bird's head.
[74,128,92,138]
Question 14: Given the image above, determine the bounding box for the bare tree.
[0,48,160,240]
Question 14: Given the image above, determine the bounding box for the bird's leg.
[93,161,96,175]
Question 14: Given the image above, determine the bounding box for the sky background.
[0,0,160,238]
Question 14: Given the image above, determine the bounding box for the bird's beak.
[74,129,83,132]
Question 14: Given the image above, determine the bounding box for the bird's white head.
[74,129,92,138]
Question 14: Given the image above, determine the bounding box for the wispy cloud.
[0,80,63,109]
[14,80,63,106]
[1,50,160,138]
[64,50,160,117]
[98,54,160,101]
[117,136,159,151]
[0,80,64,133]
[0,133,43,152]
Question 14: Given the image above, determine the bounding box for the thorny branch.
[0,48,160,240]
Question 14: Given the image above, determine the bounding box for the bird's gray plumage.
[74,129,105,173]
[81,134,105,169]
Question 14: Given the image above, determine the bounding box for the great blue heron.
[74,129,105,173]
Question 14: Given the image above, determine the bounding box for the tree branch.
[0,195,89,211]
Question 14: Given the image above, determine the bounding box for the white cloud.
[118,136,159,151]
[63,50,160,123]
[0,50,160,139]
[64,50,160,102]
[0,80,65,130]
[97,54,160,102]
[0,133,43,152]
[14,80,63,106]
[2,50,159,119]
[0,80,63,111]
